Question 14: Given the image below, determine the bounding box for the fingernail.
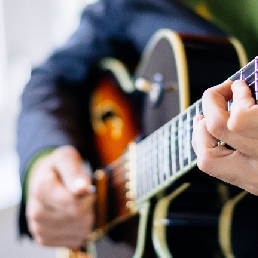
[74,177,87,190]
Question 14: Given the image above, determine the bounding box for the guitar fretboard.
[133,56,258,204]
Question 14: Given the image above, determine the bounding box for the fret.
[186,107,192,166]
[157,124,170,185]
[157,127,164,185]
[178,113,184,170]
[183,112,189,167]
[178,115,182,171]
[143,141,148,197]
[142,137,150,198]
[152,132,159,189]
[147,136,152,196]
[163,123,171,181]
[146,135,152,196]
[135,144,139,199]
[170,118,177,176]
[190,101,198,118]
[138,136,150,199]
[142,135,151,198]
[155,129,160,185]
[137,140,144,199]
[255,57,258,102]
[143,140,148,197]
[146,133,155,195]
[175,119,180,173]
[197,99,203,115]
[190,104,197,162]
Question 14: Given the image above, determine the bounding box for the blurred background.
[0,0,94,257]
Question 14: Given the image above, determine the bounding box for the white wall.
[0,0,6,109]
[0,0,95,257]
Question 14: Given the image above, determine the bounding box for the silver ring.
[218,140,226,146]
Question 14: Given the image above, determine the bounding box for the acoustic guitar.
[64,29,258,258]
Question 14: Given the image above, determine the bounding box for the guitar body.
[136,30,245,258]
[68,30,258,258]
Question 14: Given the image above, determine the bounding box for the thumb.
[51,146,93,196]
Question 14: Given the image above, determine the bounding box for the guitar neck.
[131,98,201,204]
[132,56,258,204]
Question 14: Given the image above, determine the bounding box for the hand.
[192,80,258,195]
[26,145,95,249]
